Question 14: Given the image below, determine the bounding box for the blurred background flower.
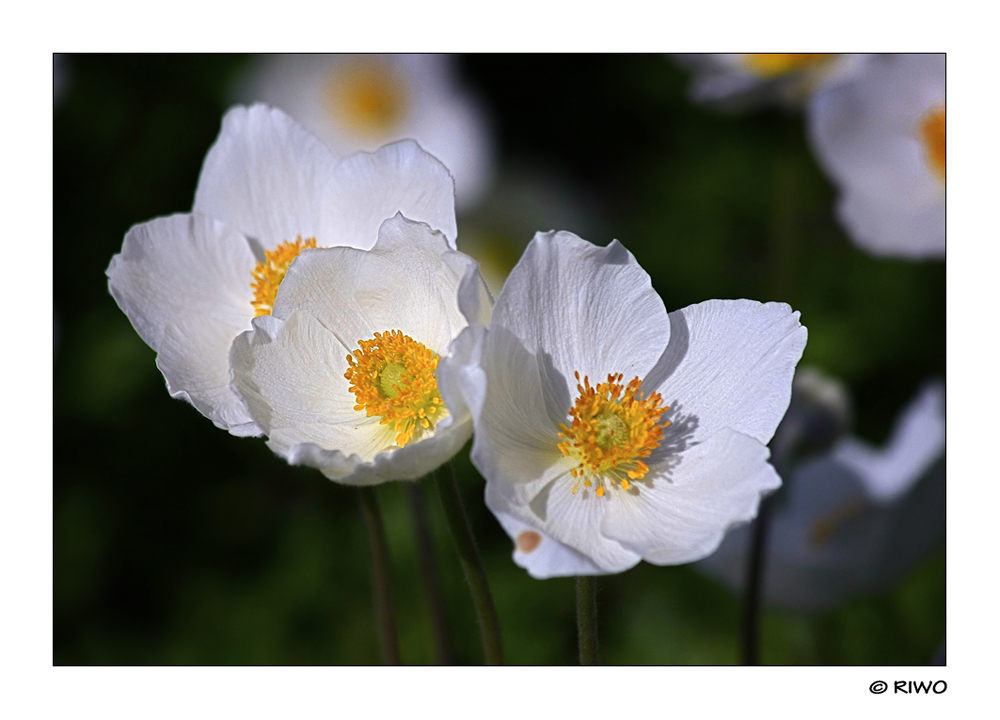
[231,54,495,211]
[807,54,945,258]
[697,378,945,613]
[673,54,870,110]
[54,55,944,665]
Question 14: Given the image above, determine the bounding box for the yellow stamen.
[344,330,447,447]
[919,105,946,182]
[743,53,834,78]
[250,237,316,317]
[557,372,670,499]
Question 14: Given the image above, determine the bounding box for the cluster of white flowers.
[678,53,945,259]
[108,103,807,578]
[107,54,942,594]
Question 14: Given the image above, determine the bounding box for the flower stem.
[435,461,503,665]
[576,576,599,665]
[357,486,401,665]
[405,479,453,665]
[741,495,772,665]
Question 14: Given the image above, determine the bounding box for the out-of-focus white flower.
[453,231,807,578]
[807,54,945,258]
[107,104,457,436]
[697,381,945,612]
[230,214,491,485]
[675,54,870,110]
[232,54,494,211]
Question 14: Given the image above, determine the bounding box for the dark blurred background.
[54,54,944,665]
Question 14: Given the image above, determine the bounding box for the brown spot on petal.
[516,531,542,553]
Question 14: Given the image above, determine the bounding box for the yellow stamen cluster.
[250,237,317,317]
[344,330,446,447]
[558,372,669,498]
[920,105,946,182]
[744,53,834,78]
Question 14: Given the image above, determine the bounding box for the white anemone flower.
[229,214,491,485]
[107,104,457,436]
[674,54,870,110]
[231,54,494,211]
[454,231,807,578]
[697,380,945,612]
[807,54,945,258]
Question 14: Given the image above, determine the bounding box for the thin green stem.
[357,486,401,665]
[576,576,599,665]
[435,461,503,665]
[405,479,453,665]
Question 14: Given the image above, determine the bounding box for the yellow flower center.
[344,330,446,447]
[324,59,408,136]
[919,105,946,182]
[558,372,669,498]
[743,53,834,78]
[250,237,317,317]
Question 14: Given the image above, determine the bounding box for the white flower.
[231,54,494,211]
[229,214,491,485]
[107,104,457,436]
[697,380,945,612]
[453,231,807,578]
[807,54,945,258]
[675,54,870,110]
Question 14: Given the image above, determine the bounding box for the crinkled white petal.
[832,380,945,503]
[501,474,643,575]
[485,482,603,579]
[643,299,807,447]
[601,429,781,565]
[106,213,260,435]
[272,215,467,354]
[231,54,493,210]
[325,140,458,250]
[193,105,457,253]
[492,231,670,399]
[468,321,579,507]
[231,216,486,485]
[193,104,343,251]
[807,54,945,258]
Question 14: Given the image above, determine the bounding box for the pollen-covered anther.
[250,237,317,316]
[344,330,447,447]
[558,371,669,498]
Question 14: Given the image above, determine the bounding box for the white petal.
[468,321,579,507]
[601,429,781,565]
[230,312,377,454]
[282,416,472,486]
[492,231,670,405]
[271,215,468,356]
[325,140,457,250]
[832,381,945,502]
[485,482,603,579]
[106,213,260,434]
[192,104,342,251]
[644,299,807,447]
